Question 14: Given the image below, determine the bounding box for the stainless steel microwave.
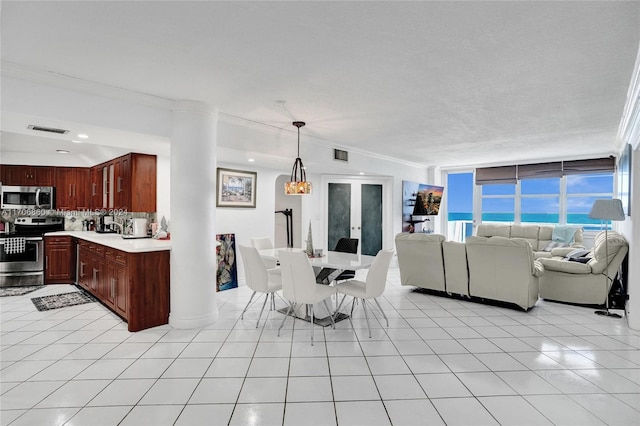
[1,186,54,210]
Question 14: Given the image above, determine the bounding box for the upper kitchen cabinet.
[55,167,90,210]
[1,165,54,186]
[96,153,156,212]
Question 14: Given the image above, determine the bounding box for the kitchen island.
[45,231,171,331]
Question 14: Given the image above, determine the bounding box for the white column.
[169,100,218,329]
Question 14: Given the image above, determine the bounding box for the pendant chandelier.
[284,121,312,195]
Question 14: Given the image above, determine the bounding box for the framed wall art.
[216,168,257,208]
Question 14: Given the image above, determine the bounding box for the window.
[520,178,560,224]
[443,166,614,238]
[447,172,474,241]
[481,183,515,223]
[566,174,615,230]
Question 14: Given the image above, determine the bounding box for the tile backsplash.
[1,209,156,231]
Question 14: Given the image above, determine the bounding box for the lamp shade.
[588,199,625,221]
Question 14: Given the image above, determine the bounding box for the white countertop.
[45,231,171,253]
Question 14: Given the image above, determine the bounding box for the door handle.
[111,278,115,299]
[80,262,85,277]
[92,183,96,196]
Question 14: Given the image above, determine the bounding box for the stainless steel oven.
[0,237,44,286]
[0,216,64,286]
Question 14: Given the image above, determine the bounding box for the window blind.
[475,165,517,185]
[562,157,615,175]
[517,162,562,179]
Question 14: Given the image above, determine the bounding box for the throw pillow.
[568,256,591,264]
[565,248,591,259]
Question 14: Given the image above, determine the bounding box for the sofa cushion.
[476,224,510,238]
[510,225,540,250]
[538,257,592,274]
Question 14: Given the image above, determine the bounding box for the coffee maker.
[95,214,117,233]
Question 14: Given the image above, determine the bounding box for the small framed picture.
[216,168,257,208]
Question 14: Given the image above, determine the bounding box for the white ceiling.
[1,1,639,169]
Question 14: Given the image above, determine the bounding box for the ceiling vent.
[27,125,69,135]
[334,149,349,162]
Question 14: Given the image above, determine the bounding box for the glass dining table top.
[257,247,376,270]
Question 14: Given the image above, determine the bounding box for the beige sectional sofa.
[395,232,543,310]
[476,223,584,259]
[538,230,628,305]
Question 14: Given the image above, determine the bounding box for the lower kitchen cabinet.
[44,236,76,284]
[76,239,169,331]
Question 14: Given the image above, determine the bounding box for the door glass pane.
[327,183,351,251]
[521,178,560,194]
[361,184,382,256]
[447,172,473,241]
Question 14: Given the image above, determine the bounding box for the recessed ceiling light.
[248,158,255,162]
[56,149,70,154]
[77,133,89,139]
[359,172,365,175]
[71,140,82,144]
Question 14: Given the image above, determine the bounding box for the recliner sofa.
[476,223,584,259]
[538,230,628,305]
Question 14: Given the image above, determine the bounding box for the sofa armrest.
[533,260,545,277]
[550,246,584,257]
[538,258,592,274]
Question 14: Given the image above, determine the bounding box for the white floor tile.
[283,401,336,426]
[328,356,370,376]
[478,395,553,426]
[204,357,252,378]
[570,393,640,426]
[439,353,490,372]
[374,374,427,400]
[403,354,451,374]
[247,357,290,377]
[332,375,381,401]
[7,407,79,426]
[189,377,244,404]
[289,357,330,376]
[415,373,471,398]
[455,372,517,396]
[63,406,132,426]
[431,397,499,425]
[161,358,212,378]
[237,377,288,403]
[366,356,411,375]
[119,404,183,426]
[384,399,444,425]
[229,403,284,426]
[174,404,235,426]
[496,371,562,395]
[119,358,173,379]
[524,394,607,425]
[1,381,65,410]
[335,400,391,426]
[35,379,109,408]
[286,376,333,402]
[178,341,222,358]
[87,379,156,406]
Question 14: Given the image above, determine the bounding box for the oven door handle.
[35,188,41,208]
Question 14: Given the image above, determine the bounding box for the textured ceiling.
[1,1,639,168]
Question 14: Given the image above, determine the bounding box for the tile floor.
[1,267,640,426]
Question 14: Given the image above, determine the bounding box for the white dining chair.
[251,237,276,268]
[238,245,282,328]
[333,249,394,338]
[277,250,337,345]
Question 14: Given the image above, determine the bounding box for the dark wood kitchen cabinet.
[44,236,76,284]
[76,238,168,332]
[92,153,156,212]
[54,167,90,210]
[0,165,54,186]
[89,165,103,209]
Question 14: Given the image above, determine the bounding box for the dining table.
[257,247,377,326]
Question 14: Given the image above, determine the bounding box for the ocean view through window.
[446,170,614,240]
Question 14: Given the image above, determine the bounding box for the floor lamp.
[588,198,625,318]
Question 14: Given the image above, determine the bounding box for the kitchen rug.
[31,291,97,311]
[0,285,44,297]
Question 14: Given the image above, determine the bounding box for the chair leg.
[241,291,257,320]
[257,293,269,328]
[278,302,295,337]
[323,299,336,329]
[310,304,315,346]
[333,294,348,321]
[373,298,389,327]
[362,299,372,338]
